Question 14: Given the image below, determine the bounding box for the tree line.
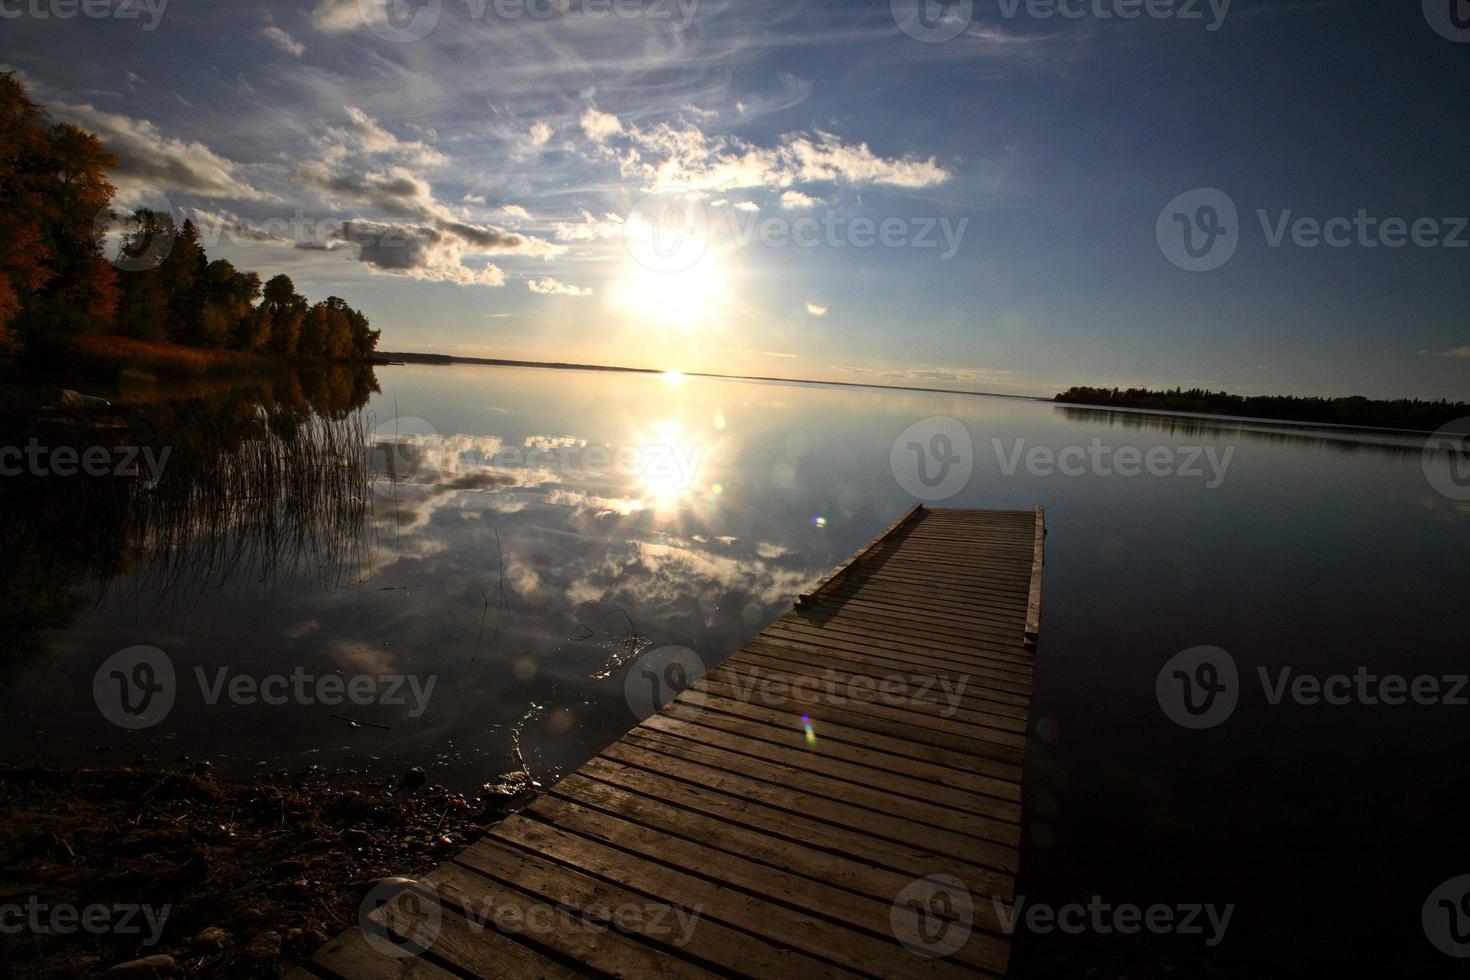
[0,73,379,365]
[1055,386,1470,433]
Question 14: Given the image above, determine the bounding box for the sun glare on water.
[637,418,703,512]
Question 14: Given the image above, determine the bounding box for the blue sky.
[3,0,1467,398]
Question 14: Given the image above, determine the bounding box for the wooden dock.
[301,505,1044,978]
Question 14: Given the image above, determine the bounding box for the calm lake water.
[1,362,1466,974]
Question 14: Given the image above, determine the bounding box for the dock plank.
[309,505,1044,978]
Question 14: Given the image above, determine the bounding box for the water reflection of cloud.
[543,488,647,518]
[363,427,821,627]
[329,638,399,675]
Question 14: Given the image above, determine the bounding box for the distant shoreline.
[1055,386,1469,436]
[373,350,1049,403]
[374,351,1469,437]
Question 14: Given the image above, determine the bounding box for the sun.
[606,251,731,332]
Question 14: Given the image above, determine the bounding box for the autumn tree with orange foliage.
[0,72,379,367]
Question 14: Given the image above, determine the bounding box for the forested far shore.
[0,73,379,370]
[1055,386,1470,432]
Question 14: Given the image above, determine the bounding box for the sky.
[2,0,1468,399]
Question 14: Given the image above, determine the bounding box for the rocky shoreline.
[0,763,533,977]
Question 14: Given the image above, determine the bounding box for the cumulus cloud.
[262,26,305,56]
[528,121,554,146]
[41,98,266,202]
[553,210,623,242]
[340,220,507,286]
[299,161,565,269]
[309,0,364,32]
[317,107,445,167]
[787,132,950,188]
[580,108,624,143]
[528,277,592,296]
[781,190,823,210]
[604,119,951,194]
[299,162,437,217]
[805,302,828,316]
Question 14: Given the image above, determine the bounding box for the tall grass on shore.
[0,378,377,662]
[127,403,374,600]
